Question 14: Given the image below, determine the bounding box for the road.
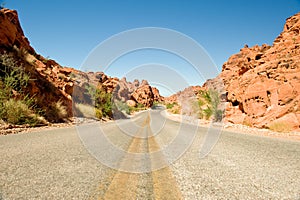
[0,107,299,199]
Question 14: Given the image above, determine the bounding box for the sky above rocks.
[4,0,300,95]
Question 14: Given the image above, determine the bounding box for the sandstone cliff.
[0,8,73,122]
[218,12,300,131]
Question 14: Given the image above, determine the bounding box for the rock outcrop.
[73,73,163,108]
[165,86,203,115]
[0,8,74,121]
[152,87,164,102]
[112,78,164,107]
[131,83,154,107]
[165,86,203,104]
[0,8,34,53]
[0,8,162,123]
[218,12,300,130]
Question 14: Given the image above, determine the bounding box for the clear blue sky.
[4,0,300,95]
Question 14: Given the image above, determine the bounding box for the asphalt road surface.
[0,107,299,199]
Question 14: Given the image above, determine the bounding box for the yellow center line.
[93,112,183,199]
[148,125,183,200]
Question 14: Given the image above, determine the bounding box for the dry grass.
[74,103,96,119]
[243,118,253,127]
[54,100,68,119]
[1,99,42,125]
[47,100,68,122]
[170,104,181,114]
[268,121,293,133]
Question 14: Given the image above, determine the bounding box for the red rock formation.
[0,8,162,123]
[165,86,203,104]
[218,12,300,130]
[73,71,162,108]
[164,94,177,104]
[0,9,74,121]
[0,8,34,53]
[152,87,164,102]
[131,82,154,107]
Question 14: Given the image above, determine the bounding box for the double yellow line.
[93,112,182,200]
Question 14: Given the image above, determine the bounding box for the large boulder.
[131,84,154,107]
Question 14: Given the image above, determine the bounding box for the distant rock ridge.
[73,72,164,107]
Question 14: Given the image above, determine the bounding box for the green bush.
[0,53,29,100]
[197,89,223,122]
[166,102,177,109]
[203,106,213,120]
[128,102,146,114]
[172,107,180,114]
[85,85,113,119]
[95,108,103,119]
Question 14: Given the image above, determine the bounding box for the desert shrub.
[0,53,42,125]
[137,103,144,109]
[95,108,103,119]
[243,118,253,127]
[128,102,146,114]
[214,109,224,122]
[197,89,223,122]
[86,85,112,119]
[171,107,180,114]
[165,102,181,115]
[203,106,213,120]
[166,102,177,109]
[46,100,68,122]
[0,53,29,99]
[1,98,40,125]
[112,100,146,115]
[198,99,205,107]
[269,122,293,133]
[152,101,159,107]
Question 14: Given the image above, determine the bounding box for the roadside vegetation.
[165,102,181,114]
[84,85,113,119]
[0,52,68,126]
[165,89,224,122]
[268,121,293,133]
[196,89,223,122]
[76,84,148,120]
[0,53,42,126]
[113,100,146,115]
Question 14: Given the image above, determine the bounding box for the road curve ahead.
[0,107,299,199]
